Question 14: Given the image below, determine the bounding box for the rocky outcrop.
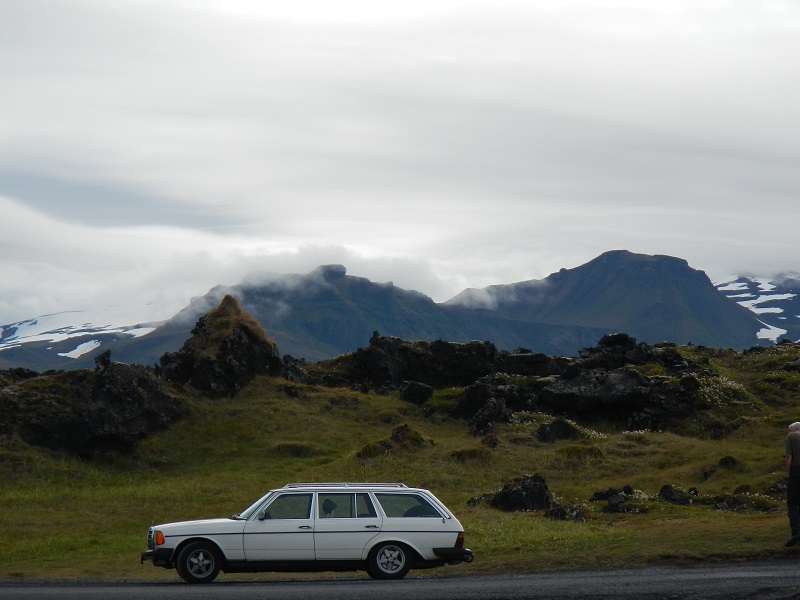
[468,398,513,436]
[0,362,185,458]
[0,296,284,457]
[312,333,499,390]
[490,473,556,512]
[537,367,697,431]
[536,336,701,428]
[576,334,695,371]
[454,374,542,418]
[289,332,719,436]
[590,485,650,514]
[355,424,434,459]
[447,334,709,434]
[400,380,433,405]
[471,473,585,521]
[589,483,778,514]
[311,335,575,391]
[159,294,282,397]
[535,418,583,442]
[297,331,717,436]
[659,484,695,504]
[498,352,572,377]
[0,367,40,388]
[474,474,777,522]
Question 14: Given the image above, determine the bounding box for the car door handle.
[364,525,379,529]
[299,525,312,529]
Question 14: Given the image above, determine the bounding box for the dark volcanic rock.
[539,368,651,414]
[468,398,512,435]
[160,294,282,397]
[488,473,585,519]
[454,374,544,420]
[294,332,710,436]
[659,484,694,504]
[312,333,498,390]
[279,355,316,384]
[718,455,739,468]
[0,367,40,389]
[0,362,184,458]
[499,352,572,377]
[400,380,433,405]
[590,485,635,502]
[590,485,648,514]
[94,349,112,370]
[537,362,697,430]
[545,504,587,521]
[390,423,428,445]
[454,378,494,418]
[535,418,583,442]
[577,334,694,373]
[490,473,556,512]
[355,424,433,459]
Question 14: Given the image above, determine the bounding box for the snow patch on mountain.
[755,320,788,342]
[738,294,796,314]
[0,303,163,355]
[715,275,800,343]
[58,340,101,359]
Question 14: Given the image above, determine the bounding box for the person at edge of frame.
[784,421,800,547]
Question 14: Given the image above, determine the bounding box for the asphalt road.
[2,563,800,600]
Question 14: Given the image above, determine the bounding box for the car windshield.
[236,491,275,519]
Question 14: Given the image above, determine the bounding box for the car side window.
[318,493,355,519]
[375,493,442,518]
[356,493,377,518]
[263,493,312,519]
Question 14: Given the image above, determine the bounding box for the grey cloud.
[1,0,799,325]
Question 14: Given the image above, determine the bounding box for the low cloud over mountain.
[0,251,791,372]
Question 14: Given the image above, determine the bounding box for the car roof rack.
[281,482,409,489]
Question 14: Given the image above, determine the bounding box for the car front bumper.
[141,547,175,567]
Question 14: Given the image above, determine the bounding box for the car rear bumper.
[432,547,474,563]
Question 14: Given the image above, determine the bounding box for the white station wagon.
[141,482,474,583]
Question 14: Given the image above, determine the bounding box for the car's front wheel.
[176,541,221,583]
[368,542,412,580]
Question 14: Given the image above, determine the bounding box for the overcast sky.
[2,0,799,325]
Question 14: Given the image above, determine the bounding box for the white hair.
[790,422,800,432]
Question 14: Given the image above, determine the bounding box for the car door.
[242,492,315,561]
[313,492,382,559]
[374,492,454,554]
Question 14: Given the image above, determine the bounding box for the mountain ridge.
[0,250,794,371]
[448,250,766,348]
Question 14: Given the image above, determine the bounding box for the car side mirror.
[256,510,266,521]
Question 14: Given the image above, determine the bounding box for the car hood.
[155,517,246,535]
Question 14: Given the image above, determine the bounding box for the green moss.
[557,446,604,461]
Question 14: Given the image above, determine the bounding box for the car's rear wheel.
[368,542,412,580]
[176,541,221,583]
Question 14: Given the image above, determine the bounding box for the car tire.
[368,542,412,580]
[176,541,221,583]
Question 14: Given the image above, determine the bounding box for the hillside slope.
[2,332,799,579]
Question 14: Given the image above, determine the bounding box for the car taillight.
[454,532,465,549]
[155,530,165,546]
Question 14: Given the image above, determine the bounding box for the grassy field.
[2,342,799,581]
